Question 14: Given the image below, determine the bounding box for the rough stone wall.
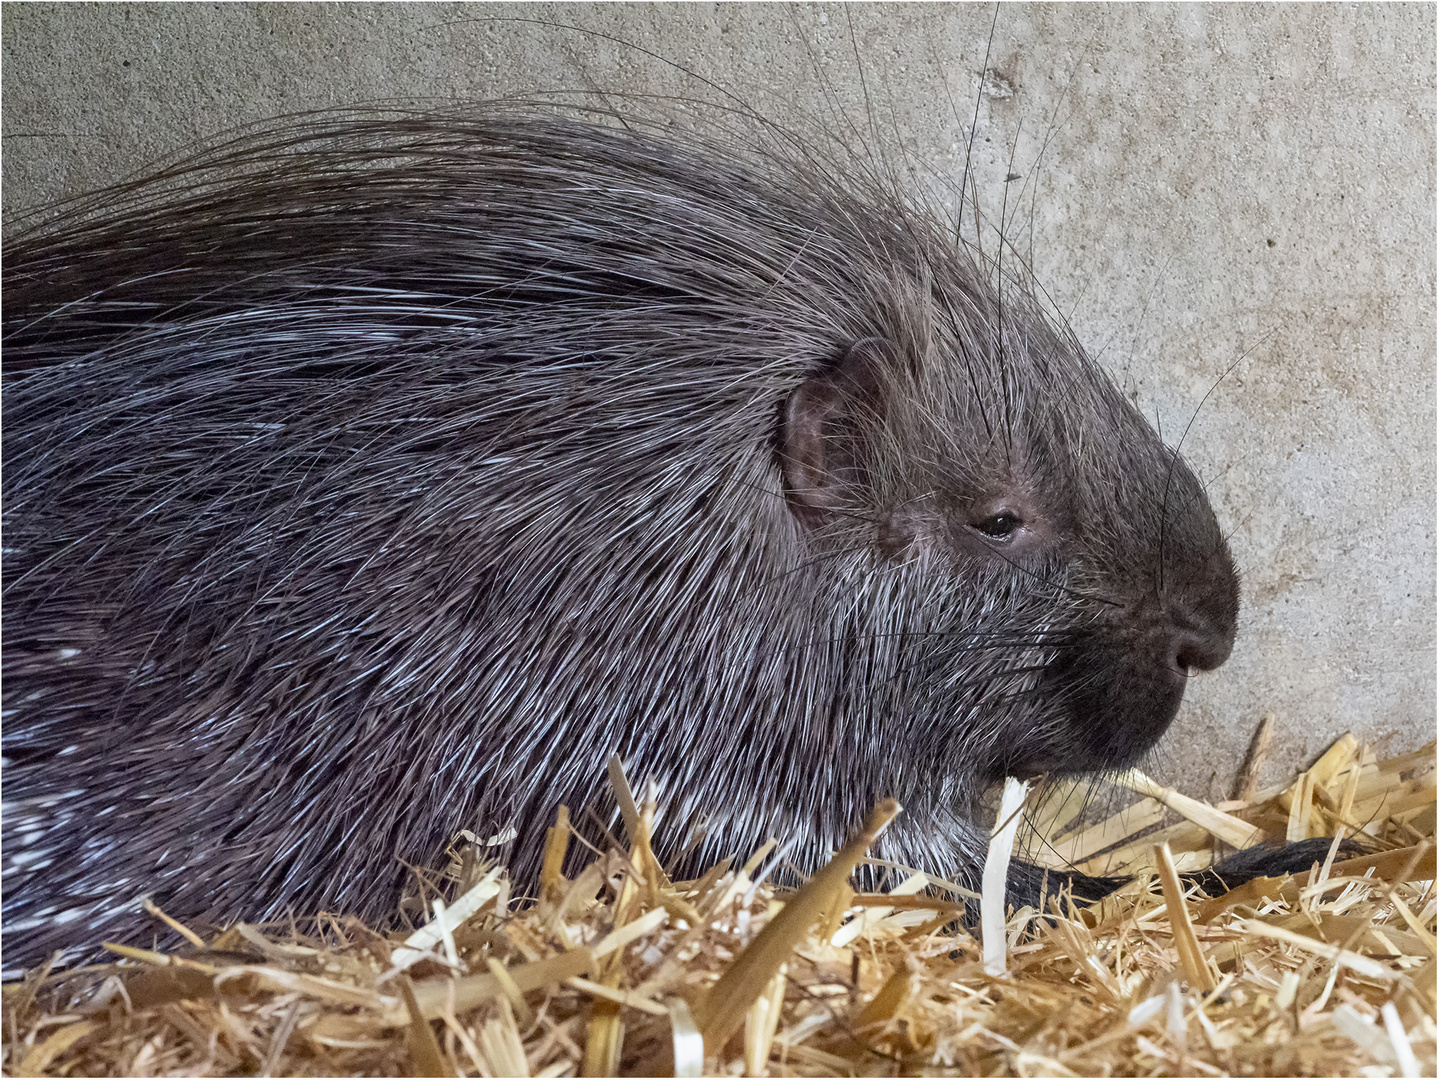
[3,3,1433,799]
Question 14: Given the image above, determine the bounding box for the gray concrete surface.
[3,3,1434,800]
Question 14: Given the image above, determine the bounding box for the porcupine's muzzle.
[1021,625,1221,776]
[1056,539,1239,774]
[997,500,1239,781]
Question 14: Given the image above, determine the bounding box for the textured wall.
[3,3,1434,799]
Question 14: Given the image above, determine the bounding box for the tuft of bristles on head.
[3,105,1236,971]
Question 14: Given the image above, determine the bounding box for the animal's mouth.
[995,754,1096,787]
[975,749,1080,792]
[1015,614,1214,779]
[985,687,1186,786]
[986,755,1058,785]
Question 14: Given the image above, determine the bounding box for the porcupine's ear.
[780,337,896,530]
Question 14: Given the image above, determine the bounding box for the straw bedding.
[3,729,1433,1077]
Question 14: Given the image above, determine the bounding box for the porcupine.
[2,108,1323,972]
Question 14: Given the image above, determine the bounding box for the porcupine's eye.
[975,512,1022,540]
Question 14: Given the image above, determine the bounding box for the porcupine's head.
[764,211,1239,866]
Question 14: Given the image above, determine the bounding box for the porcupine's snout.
[1044,448,1239,777]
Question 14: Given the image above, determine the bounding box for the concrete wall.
[3,3,1434,799]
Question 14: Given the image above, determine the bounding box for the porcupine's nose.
[1155,493,1240,684]
[1169,622,1233,677]
[1152,548,1239,689]
[1157,559,1238,686]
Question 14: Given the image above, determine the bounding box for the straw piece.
[398,974,452,1078]
[606,754,641,845]
[140,900,207,950]
[389,868,504,973]
[830,873,926,948]
[1117,769,1266,849]
[627,777,672,906]
[1337,759,1363,827]
[14,1020,102,1078]
[583,858,637,1079]
[982,777,1030,977]
[685,857,733,911]
[852,957,917,1030]
[742,966,786,1076]
[477,997,529,1078]
[592,908,668,959]
[692,799,900,1056]
[1154,841,1216,993]
[581,999,623,1078]
[432,897,461,969]
[1286,770,1315,841]
[1076,819,1212,877]
[1382,1001,1424,1079]
[390,947,596,1025]
[539,805,572,901]
[1042,798,1167,868]
[1232,713,1277,802]
[1311,733,1362,785]
[848,892,966,915]
[565,978,667,1017]
[1025,779,1092,840]
[231,923,318,962]
[1271,913,1431,959]
[666,998,704,1079]
[1240,920,1397,981]
[114,963,219,1010]
[1380,891,1438,957]
[215,965,388,1010]
[1330,843,1436,882]
[1331,1004,1399,1062]
[740,839,778,878]
[1193,872,1297,923]
[486,957,536,1028]
[817,882,855,945]
[1366,742,1437,776]
[100,942,217,972]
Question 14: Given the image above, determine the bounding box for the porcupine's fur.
[3,108,1246,971]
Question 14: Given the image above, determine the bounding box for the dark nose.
[1169,624,1234,677]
